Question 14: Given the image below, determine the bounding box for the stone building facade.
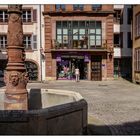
[113,5,132,79]
[43,4,114,81]
[132,5,140,83]
[0,5,45,82]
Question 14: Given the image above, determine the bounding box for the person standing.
[75,67,80,82]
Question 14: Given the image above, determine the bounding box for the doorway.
[91,56,102,81]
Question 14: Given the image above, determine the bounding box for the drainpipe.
[39,4,42,82]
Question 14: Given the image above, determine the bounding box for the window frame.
[23,34,32,50]
[92,5,102,11]
[134,47,140,72]
[56,20,102,49]
[135,12,140,39]
[114,33,120,47]
[73,4,84,11]
[114,9,121,23]
[22,9,32,23]
[0,9,8,23]
[0,34,7,50]
[55,4,65,11]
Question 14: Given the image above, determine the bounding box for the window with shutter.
[32,35,37,50]
[33,9,37,22]
[23,35,32,50]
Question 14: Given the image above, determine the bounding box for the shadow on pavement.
[85,120,140,135]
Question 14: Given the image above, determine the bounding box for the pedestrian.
[75,67,80,82]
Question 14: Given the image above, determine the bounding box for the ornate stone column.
[4,5,28,110]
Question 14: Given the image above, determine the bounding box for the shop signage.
[56,56,61,62]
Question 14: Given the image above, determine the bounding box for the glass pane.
[73,29,78,35]
[61,4,65,11]
[96,21,101,28]
[96,35,101,39]
[73,21,78,28]
[56,5,60,10]
[90,40,95,45]
[63,29,68,34]
[63,36,68,43]
[96,40,101,45]
[90,35,95,39]
[79,35,84,40]
[89,29,95,34]
[63,21,67,28]
[79,29,85,34]
[73,35,78,40]
[57,39,62,43]
[73,4,78,10]
[57,29,62,34]
[89,21,95,28]
[79,4,84,10]
[79,21,85,28]
[96,29,101,34]
[56,21,61,28]
[92,5,101,10]
[63,35,68,41]
[57,35,62,40]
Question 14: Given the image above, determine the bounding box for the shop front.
[56,53,89,80]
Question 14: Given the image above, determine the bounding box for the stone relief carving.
[8,5,22,12]
[9,71,20,86]
[7,30,23,46]
[9,14,20,23]
[4,71,29,87]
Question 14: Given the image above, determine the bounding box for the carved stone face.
[10,72,19,86]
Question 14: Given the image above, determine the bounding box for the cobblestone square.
[1,79,140,135]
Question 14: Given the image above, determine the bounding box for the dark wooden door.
[91,56,102,81]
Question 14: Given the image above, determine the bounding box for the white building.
[113,5,132,79]
[0,5,45,81]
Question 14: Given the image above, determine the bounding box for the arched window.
[25,61,38,81]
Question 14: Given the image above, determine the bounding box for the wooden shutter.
[32,35,37,50]
[33,9,37,22]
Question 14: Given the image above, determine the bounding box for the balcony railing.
[51,39,109,50]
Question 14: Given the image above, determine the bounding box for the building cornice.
[43,11,114,17]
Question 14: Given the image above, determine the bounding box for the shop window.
[73,5,84,11]
[25,61,38,81]
[0,10,8,22]
[0,35,7,49]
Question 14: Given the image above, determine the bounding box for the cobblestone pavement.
[1,79,140,135]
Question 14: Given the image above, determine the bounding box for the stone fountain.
[0,5,87,135]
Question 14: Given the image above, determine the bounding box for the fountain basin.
[0,88,87,135]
